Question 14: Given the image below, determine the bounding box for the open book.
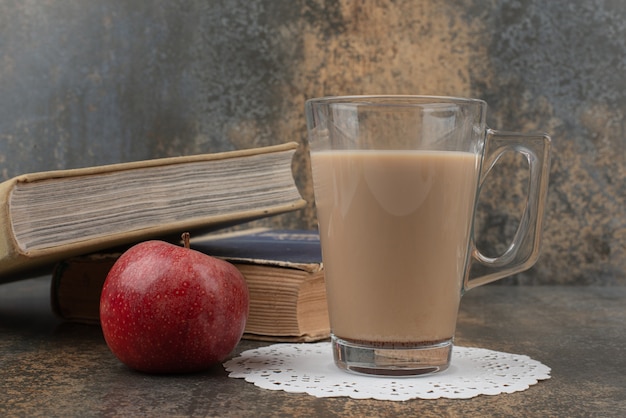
[0,142,306,283]
[51,228,330,342]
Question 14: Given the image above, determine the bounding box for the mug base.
[331,335,453,377]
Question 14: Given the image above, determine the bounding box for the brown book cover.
[51,228,330,342]
[0,142,306,283]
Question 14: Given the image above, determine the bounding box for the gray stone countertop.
[1,278,624,417]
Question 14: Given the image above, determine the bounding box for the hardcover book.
[51,228,330,342]
[0,142,306,283]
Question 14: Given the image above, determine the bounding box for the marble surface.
[0,1,624,285]
[1,277,625,417]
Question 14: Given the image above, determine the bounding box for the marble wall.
[0,0,624,285]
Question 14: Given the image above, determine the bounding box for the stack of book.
[0,142,330,342]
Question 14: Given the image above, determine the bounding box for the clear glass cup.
[305,95,551,376]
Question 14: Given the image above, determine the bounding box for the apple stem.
[182,232,191,249]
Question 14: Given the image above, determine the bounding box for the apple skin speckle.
[99,240,249,374]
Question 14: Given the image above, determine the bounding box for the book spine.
[0,178,22,273]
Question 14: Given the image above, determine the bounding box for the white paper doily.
[223,342,551,401]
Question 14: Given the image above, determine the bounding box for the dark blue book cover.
[190,228,322,272]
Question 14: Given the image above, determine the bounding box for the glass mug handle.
[464,129,551,291]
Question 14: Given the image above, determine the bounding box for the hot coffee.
[306,95,550,376]
[312,150,479,346]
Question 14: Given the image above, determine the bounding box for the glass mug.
[305,95,550,376]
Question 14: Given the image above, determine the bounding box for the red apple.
[99,233,249,374]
